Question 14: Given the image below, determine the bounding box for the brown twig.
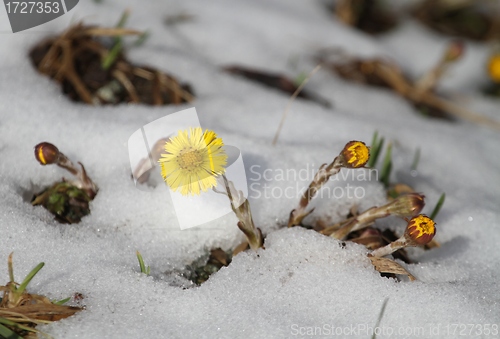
[113,69,140,103]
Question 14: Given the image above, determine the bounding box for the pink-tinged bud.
[341,141,370,168]
[405,214,436,245]
[387,193,425,217]
[34,142,60,165]
[444,40,464,62]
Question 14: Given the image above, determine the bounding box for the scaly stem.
[288,156,343,227]
[371,237,407,257]
[330,206,386,239]
[222,175,263,251]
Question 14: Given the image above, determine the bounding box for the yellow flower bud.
[488,54,500,83]
[34,142,60,165]
[405,214,436,245]
[342,141,369,168]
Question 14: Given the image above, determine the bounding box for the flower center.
[412,215,435,236]
[177,148,204,170]
[418,221,430,234]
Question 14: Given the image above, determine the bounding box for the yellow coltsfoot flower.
[342,141,370,168]
[488,54,500,83]
[405,214,436,245]
[371,214,436,257]
[159,127,227,196]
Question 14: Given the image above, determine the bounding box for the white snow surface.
[0,0,500,338]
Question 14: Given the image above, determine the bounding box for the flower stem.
[331,206,385,239]
[55,152,79,176]
[288,156,343,227]
[222,175,263,251]
[371,237,407,257]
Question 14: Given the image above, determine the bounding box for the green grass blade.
[17,262,44,295]
[370,131,378,149]
[368,131,385,168]
[115,9,130,30]
[136,251,149,275]
[0,317,41,338]
[430,193,446,220]
[367,131,378,168]
[101,10,130,70]
[102,40,123,70]
[53,297,71,305]
[380,143,392,187]
[411,148,420,171]
[8,253,14,284]
[0,321,23,339]
[370,137,385,168]
[371,298,389,339]
[293,72,307,87]
[133,31,150,47]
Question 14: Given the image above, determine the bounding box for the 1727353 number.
[5,2,60,14]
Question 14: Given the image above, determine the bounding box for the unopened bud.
[405,214,436,245]
[34,142,60,165]
[386,193,425,217]
[371,214,436,257]
[444,40,464,62]
[488,54,500,83]
[341,141,370,168]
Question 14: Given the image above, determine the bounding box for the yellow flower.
[405,214,436,245]
[488,54,500,83]
[159,127,227,196]
[342,141,370,168]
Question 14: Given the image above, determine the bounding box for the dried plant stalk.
[0,253,82,337]
[327,55,500,130]
[0,305,81,322]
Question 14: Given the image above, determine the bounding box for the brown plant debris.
[368,255,416,281]
[224,65,331,108]
[29,22,194,105]
[319,46,500,130]
[413,0,500,41]
[184,248,232,285]
[0,253,82,338]
[335,0,398,34]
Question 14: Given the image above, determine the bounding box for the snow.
[0,0,499,338]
